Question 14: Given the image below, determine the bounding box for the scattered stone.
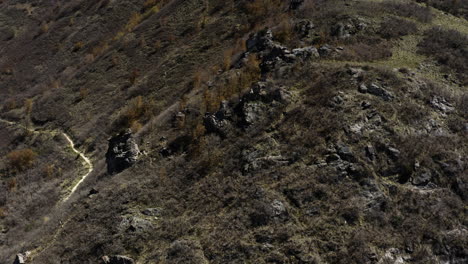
[386,147,400,160]
[271,200,287,216]
[411,170,432,186]
[361,101,371,109]
[292,47,319,59]
[141,208,161,217]
[89,188,99,196]
[102,255,134,264]
[295,20,314,39]
[119,216,153,233]
[430,96,454,113]
[358,84,368,93]
[326,154,341,163]
[367,83,394,101]
[106,130,140,174]
[365,145,376,161]
[337,144,354,161]
[348,67,365,78]
[318,44,333,57]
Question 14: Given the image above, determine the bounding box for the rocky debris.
[365,145,376,161]
[205,81,291,134]
[336,144,355,162]
[106,130,140,174]
[119,216,153,233]
[430,96,454,113]
[386,146,400,160]
[165,240,209,264]
[411,169,432,186]
[102,255,134,264]
[360,83,395,101]
[203,101,234,137]
[292,47,319,59]
[377,248,410,264]
[245,29,318,73]
[242,148,292,173]
[348,67,365,79]
[331,18,367,39]
[270,200,287,216]
[358,84,368,93]
[318,44,333,57]
[141,208,161,217]
[295,20,314,39]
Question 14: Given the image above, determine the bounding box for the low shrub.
[378,17,418,39]
[383,1,433,23]
[418,27,468,85]
[6,149,37,172]
[340,42,393,62]
[416,0,468,19]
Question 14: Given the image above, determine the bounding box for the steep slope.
[0,0,467,263]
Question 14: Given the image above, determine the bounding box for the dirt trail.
[0,118,93,201]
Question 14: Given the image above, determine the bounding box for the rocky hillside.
[0,0,467,263]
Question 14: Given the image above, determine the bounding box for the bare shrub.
[418,27,468,85]
[7,149,37,172]
[383,1,433,23]
[341,42,393,62]
[379,17,418,39]
[417,0,468,19]
[117,96,154,129]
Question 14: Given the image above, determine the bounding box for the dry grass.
[118,96,155,129]
[7,149,38,172]
[24,98,33,114]
[90,41,109,58]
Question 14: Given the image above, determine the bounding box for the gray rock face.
[295,20,314,39]
[119,216,153,233]
[102,255,134,264]
[105,130,140,174]
[13,254,26,264]
[430,96,454,113]
[245,29,318,73]
[365,83,395,101]
[292,47,319,59]
[318,44,333,57]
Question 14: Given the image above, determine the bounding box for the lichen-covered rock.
[105,130,140,174]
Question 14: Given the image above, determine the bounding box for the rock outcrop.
[105,130,140,174]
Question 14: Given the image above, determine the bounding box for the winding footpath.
[0,118,93,201]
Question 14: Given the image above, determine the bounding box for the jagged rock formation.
[0,0,466,263]
[105,130,140,174]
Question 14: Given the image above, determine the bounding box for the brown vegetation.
[6,149,37,172]
[418,27,468,85]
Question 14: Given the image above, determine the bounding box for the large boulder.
[105,130,140,174]
[102,255,134,264]
[13,253,26,264]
